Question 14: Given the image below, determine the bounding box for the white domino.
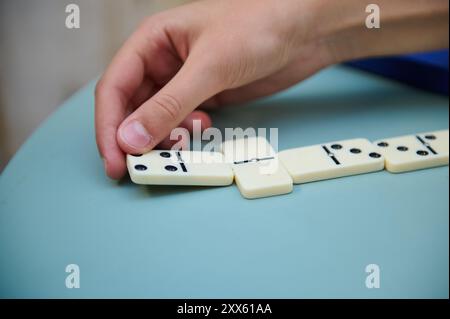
[221,136,293,199]
[279,138,385,184]
[373,129,449,173]
[127,150,234,186]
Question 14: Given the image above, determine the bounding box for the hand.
[95,0,334,179]
[95,0,448,180]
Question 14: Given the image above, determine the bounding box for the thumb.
[117,60,221,155]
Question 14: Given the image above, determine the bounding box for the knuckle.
[138,12,167,31]
[138,15,156,30]
[152,93,183,122]
[94,79,106,99]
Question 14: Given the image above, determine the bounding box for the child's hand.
[95,0,334,179]
[95,0,448,179]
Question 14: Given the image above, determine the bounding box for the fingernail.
[120,120,152,149]
[103,158,108,173]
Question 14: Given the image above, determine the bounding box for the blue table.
[0,66,448,298]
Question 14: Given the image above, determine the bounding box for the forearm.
[309,0,449,63]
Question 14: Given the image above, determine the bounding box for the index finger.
[95,28,149,179]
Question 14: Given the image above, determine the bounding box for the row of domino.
[127,129,449,199]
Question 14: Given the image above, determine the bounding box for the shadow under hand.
[211,69,448,148]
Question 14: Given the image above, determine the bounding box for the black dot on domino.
[331,144,342,150]
[160,152,171,158]
[417,150,429,156]
[369,152,381,158]
[134,164,147,171]
[397,146,408,152]
[131,154,143,157]
[377,142,389,147]
[165,165,178,172]
[350,148,361,154]
[425,135,436,140]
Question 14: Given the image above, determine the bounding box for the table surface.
[0,66,448,298]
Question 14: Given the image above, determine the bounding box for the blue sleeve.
[346,49,449,95]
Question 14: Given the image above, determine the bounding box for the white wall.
[0,0,189,171]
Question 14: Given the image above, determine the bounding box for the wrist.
[277,0,365,67]
[311,0,374,64]
[274,0,346,68]
[313,0,449,64]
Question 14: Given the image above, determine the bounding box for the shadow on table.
[211,83,446,130]
[118,176,225,199]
